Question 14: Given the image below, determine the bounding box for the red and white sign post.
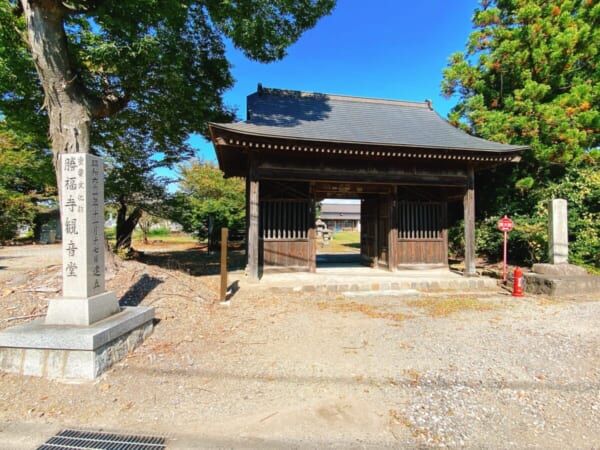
[497,215,514,283]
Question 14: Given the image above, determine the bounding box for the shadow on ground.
[316,253,363,268]
[119,274,164,307]
[136,245,246,277]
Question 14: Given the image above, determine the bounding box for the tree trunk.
[104,237,121,280]
[138,217,151,244]
[20,1,127,204]
[21,0,93,196]
[116,200,142,251]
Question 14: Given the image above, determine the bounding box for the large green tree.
[443,0,598,173]
[442,0,599,268]
[98,110,193,251]
[102,148,171,252]
[172,160,245,243]
[1,0,335,201]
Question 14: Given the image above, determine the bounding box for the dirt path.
[0,245,599,448]
[0,244,62,283]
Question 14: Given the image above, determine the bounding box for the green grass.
[104,227,116,240]
[319,230,360,253]
[104,227,198,246]
[147,226,170,237]
[137,233,198,245]
[332,230,360,242]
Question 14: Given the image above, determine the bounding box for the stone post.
[548,198,568,264]
[45,153,120,326]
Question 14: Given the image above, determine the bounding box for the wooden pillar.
[248,160,260,281]
[374,198,381,269]
[441,190,449,266]
[388,193,397,271]
[220,228,228,301]
[463,165,477,276]
[308,197,316,273]
[244,175,250,258]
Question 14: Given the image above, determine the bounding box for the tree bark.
[116,200,142,251]
[20,0,127,201]
[104,237,121,280]
[21,0,93,185]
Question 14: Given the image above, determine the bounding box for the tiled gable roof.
[211,86,527,153]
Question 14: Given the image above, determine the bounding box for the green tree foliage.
[1,0,335,202]
[0,187,31,242]
[442,0,600,268]
[0,124,55,241]
[443,0,599,171]
[99,115,186,251]
[172,161,245,242]
[0,3,47,149]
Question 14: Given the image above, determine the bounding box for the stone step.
[267,277,498,294]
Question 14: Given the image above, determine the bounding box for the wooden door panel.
[361,198,377,267]
[377,197,390,267]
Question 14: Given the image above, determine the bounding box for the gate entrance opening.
[316,199,361,269]
[256,179,454,274]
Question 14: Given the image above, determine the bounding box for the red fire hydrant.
[512,267,524,297]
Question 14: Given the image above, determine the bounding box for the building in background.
[319,203,360,232]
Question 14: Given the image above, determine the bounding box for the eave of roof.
[320,203,361,214]
[210,123,527,156]
[211,128,522,166]
[320,213,360,220]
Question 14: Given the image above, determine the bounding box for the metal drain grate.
[37,429,166,450]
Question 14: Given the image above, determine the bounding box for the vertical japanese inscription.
[90,158,103,292]
[61,153,105,298]
[62,155,81,287]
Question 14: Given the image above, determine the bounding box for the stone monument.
[45,154,120,325]
[525,198,598,295]
[548,198,569,264]
[0,153,154,380]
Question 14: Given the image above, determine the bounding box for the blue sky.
[189,0,481,161]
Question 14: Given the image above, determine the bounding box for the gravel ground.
[0,244,599,448]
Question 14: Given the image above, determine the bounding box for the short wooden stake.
[220,227,228,302]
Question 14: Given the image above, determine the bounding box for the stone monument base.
[0,307,154,380]
[531,263,588,276]
[524,264,600,296]
[45,291,121,326]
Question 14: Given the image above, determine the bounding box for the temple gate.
[210,86,526,280]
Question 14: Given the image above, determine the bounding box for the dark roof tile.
[212,87,527,153]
